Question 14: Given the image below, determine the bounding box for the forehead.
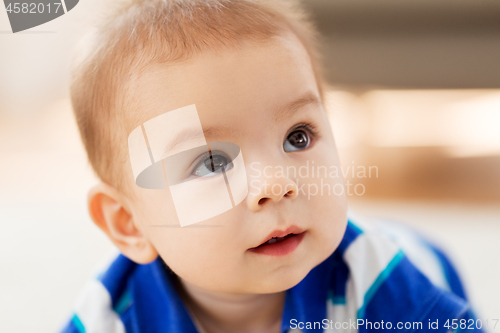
[124,31,320,139]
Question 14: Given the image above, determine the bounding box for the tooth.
[268,239,277,244]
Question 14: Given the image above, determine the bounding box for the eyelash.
[287,121,320,141]
[189,150,223,171]
[187,121,320,178]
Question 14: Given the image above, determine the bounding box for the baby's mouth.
[254,233,299,247]
[250,225,305,248]
[248,226,306,256]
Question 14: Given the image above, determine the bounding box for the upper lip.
[250,225,306,249]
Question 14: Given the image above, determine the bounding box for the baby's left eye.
[283,129,311,152]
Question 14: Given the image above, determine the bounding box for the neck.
[175,277,285,333]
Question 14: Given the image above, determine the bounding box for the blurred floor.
[328,89,500,202]
[0,99,115,332]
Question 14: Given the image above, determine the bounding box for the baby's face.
[125,32,348,294]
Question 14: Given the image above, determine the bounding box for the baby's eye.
[283,129,311,152]
[191,152,234,177]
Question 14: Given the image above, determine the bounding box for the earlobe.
[87,183,158,264]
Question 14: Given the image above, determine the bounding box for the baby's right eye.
[191,152,234,178]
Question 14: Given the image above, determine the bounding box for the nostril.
[285,190,294,197]
[258,198,269,205]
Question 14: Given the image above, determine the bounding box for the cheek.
[132,187,247,288]
[302,191,347,266]
[149,225,247,291]
[317,194,348,252]
[135,188,179,226]
[301,144,348,255]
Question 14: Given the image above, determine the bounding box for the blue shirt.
[60,217,480,332]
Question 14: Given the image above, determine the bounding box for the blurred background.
[1,0,499,331]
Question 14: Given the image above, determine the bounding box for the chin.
[251,260,318,294]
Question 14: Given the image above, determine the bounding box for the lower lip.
[248,232,305,256]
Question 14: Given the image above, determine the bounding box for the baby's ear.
[87,183,158,264]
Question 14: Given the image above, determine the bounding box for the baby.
[61,0,480,332]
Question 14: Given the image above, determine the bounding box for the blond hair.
[70,0,325,193]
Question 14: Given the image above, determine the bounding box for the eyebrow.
[160,92,321,157]
[161,125,235,157]
[273,91,322,123]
